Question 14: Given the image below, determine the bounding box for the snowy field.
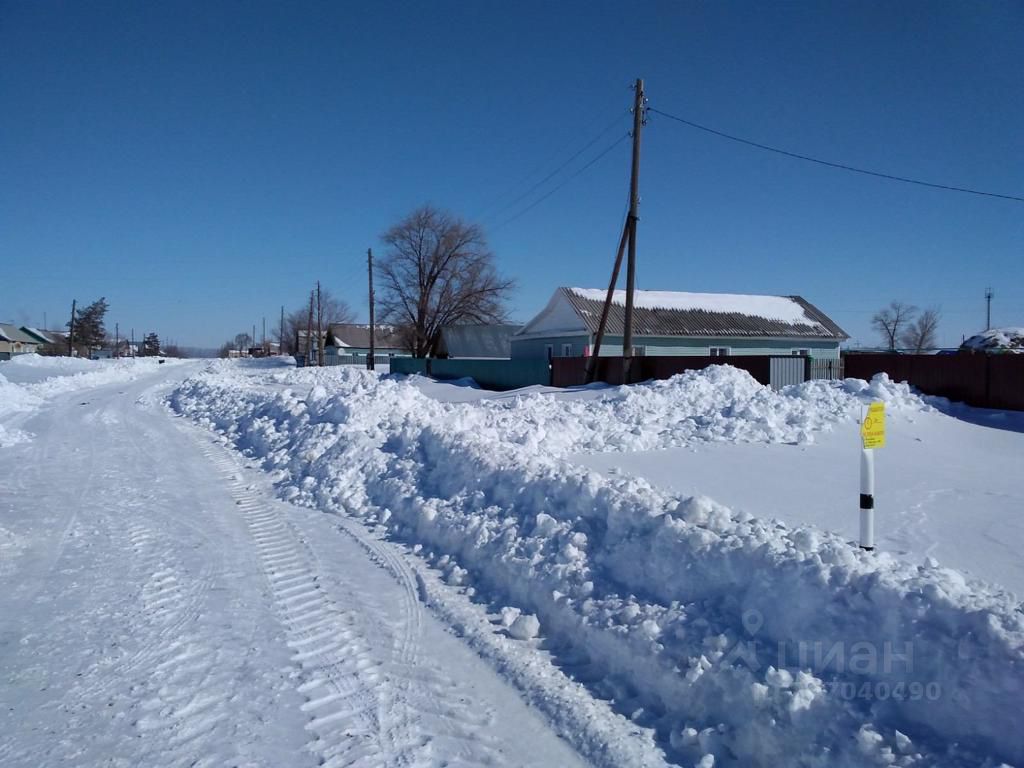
[2,355,1023,767]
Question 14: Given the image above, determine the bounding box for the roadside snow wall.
[170,364,1024,768]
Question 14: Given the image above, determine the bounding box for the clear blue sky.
[2,0,1021,348]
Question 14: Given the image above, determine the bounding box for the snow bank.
[0,372,41,446]
[0,357,181,446]
[170,364,1022,767]
[961,327,1024,354]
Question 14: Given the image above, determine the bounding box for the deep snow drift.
[170,362,1024,767]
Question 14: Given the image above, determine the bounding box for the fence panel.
[429,359,551,390]
[769,357,807,390]
[389,357,429,376]
[809,358,844,381]
[985,355,1024,411]
[842,353,1024,411]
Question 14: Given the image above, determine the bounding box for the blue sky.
[2,0,1021,348]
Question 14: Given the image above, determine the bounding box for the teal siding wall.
[510,335,590,360]
[512,334,840,359]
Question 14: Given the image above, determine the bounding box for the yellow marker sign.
[861,402,886,449]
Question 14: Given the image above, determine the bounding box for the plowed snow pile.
[171,363,1024,768]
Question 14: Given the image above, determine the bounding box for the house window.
[791,349,810,357]
[545,344,554,360]
[709,347,730,357]
[561,343,573,357]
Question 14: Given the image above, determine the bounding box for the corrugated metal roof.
[321,324,406,349]
[561,288,848,339]
[0,323,42,344]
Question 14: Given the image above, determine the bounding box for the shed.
[436,324,523,359]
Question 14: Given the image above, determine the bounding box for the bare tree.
[377,205,514,357]
[281,288,354,354]
[900,307,941,353]
[872,301,918,351]
[234,332,252,352]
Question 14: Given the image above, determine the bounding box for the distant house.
[296,324,409,365]
[0,323,43,360]
[511,287,848,360]
[436,324,523,359]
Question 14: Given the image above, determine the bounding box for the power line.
[492,133,630,233]
[483,110,629,223]
[648,106,1024,204]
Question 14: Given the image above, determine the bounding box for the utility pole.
[316,281,324,367]
[262,316,266,353]
[985,287,994,331]
[131,328,135,357]
[115,323,119,358]
[68,300,76,356]
[280,305,285,356]
[305,290,314,366]
[367,248,376,371]
[621,78,645,385]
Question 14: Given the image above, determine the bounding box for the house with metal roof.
[0,323,44,360]
[511,287,848,360]
[296,324,410,365]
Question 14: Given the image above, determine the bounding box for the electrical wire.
[483,110,630,223]
[474,107,628,220]
[648,106,1024,204]
[491,133,630,233]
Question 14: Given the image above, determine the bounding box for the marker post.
[859,447,875,550]
[859,402,885,551]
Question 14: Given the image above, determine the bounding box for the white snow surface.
[961,326,1024,353]
[1,362,591,768]
[168,361,1024,767]
[568,287,815,325]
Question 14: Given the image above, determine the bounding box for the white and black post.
[859,447,875,550]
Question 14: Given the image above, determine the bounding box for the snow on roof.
[568,288,814,325]
[0,323,40,344]
[961,327,1024,354]
[528,288,849,340]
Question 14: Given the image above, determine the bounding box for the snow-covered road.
[0,363,587,768]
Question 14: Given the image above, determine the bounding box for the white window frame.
[709,346,731,357]
[561,342,573,357]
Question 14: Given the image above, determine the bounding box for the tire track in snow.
[193,433,509,768]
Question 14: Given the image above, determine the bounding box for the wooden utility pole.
[131,328,135,357]
[367,249,376,371]
[622,77,645,385]
[584,222,630,383]
[115,323,119,358]
[305,291,314,365]
[68,300,76,356]
[586,78,645,385]
[262,316,266,352]
[279,305,285,356]
[316,281,324,366]
[985,287,994,331]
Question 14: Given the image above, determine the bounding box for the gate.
[769,356,807,390]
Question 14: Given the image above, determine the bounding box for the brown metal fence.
[843,354,1024,411]
[552,356,779,388]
